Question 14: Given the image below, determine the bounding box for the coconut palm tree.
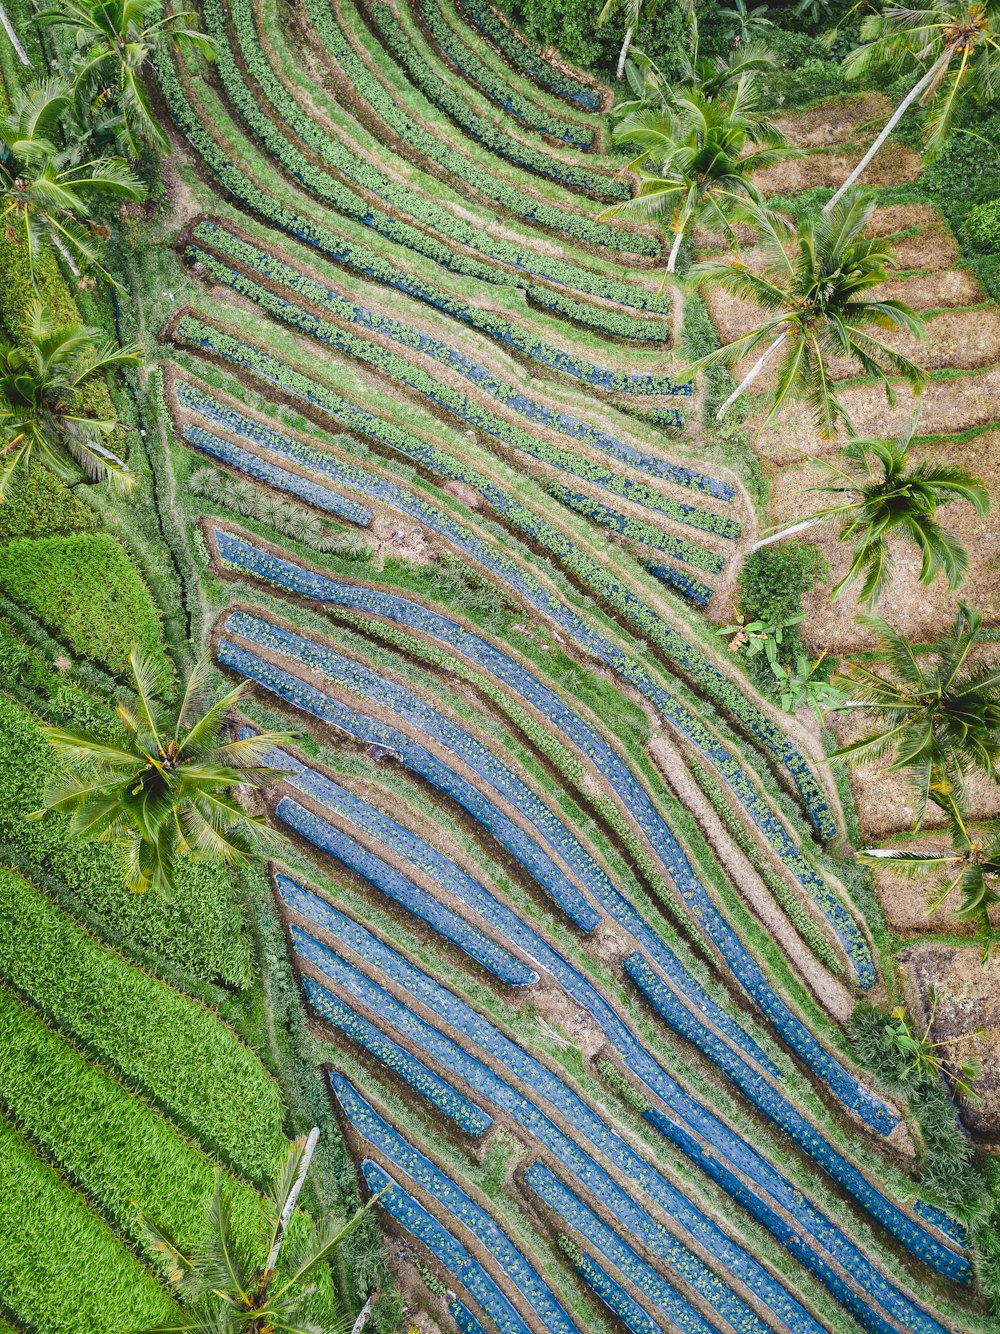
[140,1129,380,1333]
[831,0,1000,209]
[0,301,141,498]
[36,649,291,894]
[685,191,926,435]
[35,0,215,158]
[830,603,1000,823]
[750,415,990,604]
[719,0,775,48]
[0,77,145,284]
[601,84,798,273]
[860,814,1000,962]
[598,0,657,79]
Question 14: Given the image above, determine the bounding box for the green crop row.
[0,983,266,1252]
[0,1114,177,1333]
[415,0,595,145]
[305,0,656,253]
[0,468,98,546]
[0,865,285,1180]
[161,16,666,336]
[0,691,254,985]
[0,534,171,682]
[370,2,614,193]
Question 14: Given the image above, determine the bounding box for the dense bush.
[0,534,170,679]
[964,197,1000,253]
[0,470,99,545]
[0,692,253,985]
[0,865,284,1180]
[738,540,828,688]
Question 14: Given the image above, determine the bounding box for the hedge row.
[0,534,170,681]
[0,865,285,1181]
[415,0,595,145]
[318,0,652,251]
[646,562,714,607]
[0,468,98,545]
[190,218,676,393]
[0,691,254,985]
[174,320,838,848]
[464,3,603,107]
[0,1115,177,1333]
[160,21,666,339]
[372,1,608,184]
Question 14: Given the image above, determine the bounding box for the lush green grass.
[0,470,99,545]
[0,864,284,1181]
[0,533,171,680]
[0,1114,178,1333]
[0,690,254,984]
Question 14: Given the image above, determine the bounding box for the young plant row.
[163,20,668,336]
[413,0,596,146]
[311,0,652,252]
[463,2,603,108]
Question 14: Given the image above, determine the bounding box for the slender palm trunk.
[824,50,951,212]
[350,1291,379,1334]
[0,4,29,64]
[265,1127,320,1276]
[616,26,633,78]
[716,330,787,419]
[666,227,685,272]
[749,514,826,551]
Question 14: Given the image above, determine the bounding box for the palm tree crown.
[35,0,215,157]
[0,301,141,498]
[140,1130,378,1333]
[37,649,291,894]
[753,415,990,605]
[841,0,1000,173]
[597,0,657,79]
[602,83,798,272]
[831,603,1000,821]
[0,78,145,284]
[685,190,927,435]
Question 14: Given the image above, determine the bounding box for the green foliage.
[0,865,283,1179]
[0,1114,177,1333]
[964,197,1000,253]
[188,465,361,555]
[738,540,827,690]
[0,467,98,543]
[0,533,170,679]
[0,690,253,984]
[596,1055,651,1112]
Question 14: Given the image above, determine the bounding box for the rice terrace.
[2,0,1000,1328]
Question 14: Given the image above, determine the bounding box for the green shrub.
[0,692,254,986]
[964,197,1000,253]
[0,469,98,544]
[0,1115,177,1333]
[738,540,828,690]
[0,865,284,1180]
[0,533,170,679]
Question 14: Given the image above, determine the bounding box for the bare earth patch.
[871,267,983,310]
[775,94,891,148]
[899,943,1000,1144]
[865,204,943,238]
[753,144,922,195]
[890,227,961,273]
[825,308,1000,378]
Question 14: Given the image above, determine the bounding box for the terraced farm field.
[3,0,999,1329]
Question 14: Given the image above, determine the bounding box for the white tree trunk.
[0,4,29,65]
[749,514,826,551]
[716,330,787,419]
[824,51,951,213]
[350,1291,379,1334]
[616,26,633,79]
[266,1127,320,1275]
[666,228,685,272]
